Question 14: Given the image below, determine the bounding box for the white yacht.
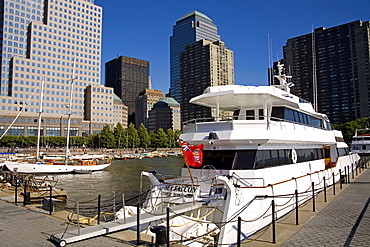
[351,129,370,156]
[50,64,361,246]
[135,64,361,246]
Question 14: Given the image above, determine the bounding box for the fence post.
[344,167,347,184]
[323,177,327,203]
[312,182,315,212]
[113,191,116,221]
[352,163,354,180]
[15,179,18,206]
[295,189,299,225]
[356,161,358,176]
[97,194,101,225]
[339,169,342,189]
[122,193,126,223]
[347,166,351,184]
[77,201,80,236]
[49,185,53,215]
[137,204,141,246]
[237,216,241,247]
[23,179,27,206]
[272,200,276,244]
[332,172,336,195]
[167,207,170,247]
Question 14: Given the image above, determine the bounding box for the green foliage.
[0,124,182,149]
[126,123,139,148]
[138,123,151,149]
[99,125,116,148]
[113,122,126,148]
[156,128,169,147]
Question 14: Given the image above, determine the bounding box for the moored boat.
[50,63,361,246]
[132,63,361,246]
[351,129,370,156]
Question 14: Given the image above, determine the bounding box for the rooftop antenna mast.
[268,34,274,85]
[312,25,318,111]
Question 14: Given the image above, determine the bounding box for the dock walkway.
[0,166,369,246]
[245,166,370,246]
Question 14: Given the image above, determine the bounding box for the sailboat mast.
[65,61,76,164]
[36,77,45,161]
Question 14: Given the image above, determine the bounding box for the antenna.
[312,25,318,111]
[268,34,273,85]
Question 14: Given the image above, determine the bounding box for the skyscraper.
[105,56,149,125]
[0,0,124,137]
[180,39,234,122]
[169,11,220,104]
[283,20,370,124]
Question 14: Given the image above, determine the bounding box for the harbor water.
[55,156,183,209]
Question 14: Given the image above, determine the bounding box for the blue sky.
[95,0,370,94]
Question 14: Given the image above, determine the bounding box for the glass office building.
[0,0,125,136]
[169,11,220,105]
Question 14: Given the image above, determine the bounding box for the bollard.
[356,162,358,176]
[324,177,327,202]
[312,182,315,212]
[97,194,101,225]
[271,200,276,244]
[167,207,170,247]
[352,163,354,180]
[339,169,342,189]
[295,189,299,225]
[344,167,347,184]
[347,166,350,184]
[237,216,241,247]
[150,225,167,245]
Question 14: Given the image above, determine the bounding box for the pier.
[0,163,369,246]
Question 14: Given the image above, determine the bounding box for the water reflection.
[56,156,183,207]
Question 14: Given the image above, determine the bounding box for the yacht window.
[202,150,236,170]
[271,107,284,120]
[233,109,240,119]
[258,109,264,120]
[233,150,256,169]
[246,110,254,120]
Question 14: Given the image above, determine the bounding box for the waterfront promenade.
[0,166,369,246]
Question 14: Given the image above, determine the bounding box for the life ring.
[290,149,298,164]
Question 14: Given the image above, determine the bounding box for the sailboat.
[3,67,111,174]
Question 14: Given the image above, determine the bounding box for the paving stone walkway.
[282,167,370,246]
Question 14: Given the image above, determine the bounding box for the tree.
[166,129,176,148]
[149,131,158,148]
[138,123,151,149]
[333,117,370,143]
[99,125,115,148]
[126,123,139,148]
[156,128,169,147]
[113,122,126,148]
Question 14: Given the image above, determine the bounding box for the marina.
[1,64,367,246]
[0,160,369,246]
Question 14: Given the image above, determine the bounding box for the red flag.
[181,141,203,168]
